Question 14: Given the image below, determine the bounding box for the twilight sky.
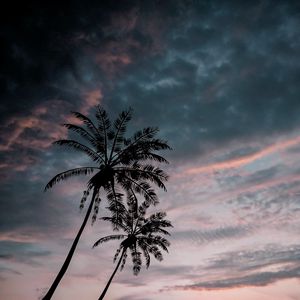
[1,1,300,299]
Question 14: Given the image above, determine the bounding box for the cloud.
[172,244,300,290]
[178,266,300,290]
[117,296,152,300]
[0,87,103,179]
[185,136,300,175]
[0,241,51,267]
[0,266,21,281]
[172,224,253,246]
[99,0,300,161]
[1,1,300,299]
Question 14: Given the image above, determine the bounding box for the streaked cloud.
[173,244,300,290]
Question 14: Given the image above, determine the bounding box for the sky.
[1,0,300,299]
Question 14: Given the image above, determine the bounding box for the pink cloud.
[88,34,143,76]
[185,135,300,175]
[0,100,69,152]
[84,8,167,77]
[0,89,103,175]
[67,89,103,125]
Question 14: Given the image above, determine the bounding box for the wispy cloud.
[172,224,254,246]
[185,136,300,175]
[0,88,102,176]
[0,241,51,267]
[171,244,300,290]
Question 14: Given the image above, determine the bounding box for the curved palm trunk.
[42,190,97,300]
[98,248,126,300]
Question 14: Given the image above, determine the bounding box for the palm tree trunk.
[42,190,97,300]
[98,248,126,300]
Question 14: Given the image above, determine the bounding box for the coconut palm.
[94,190,172,300]
[42,106,171,300]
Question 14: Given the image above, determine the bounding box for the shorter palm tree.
[93,191,172,300]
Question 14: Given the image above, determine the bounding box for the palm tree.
[93,190,172,300]
[42,106,171,300]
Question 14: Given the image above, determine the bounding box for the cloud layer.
[1,1,300,299]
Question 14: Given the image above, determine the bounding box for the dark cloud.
[117,295,152,300]
[0,266,21,281]
[206,244,300,272]
[229,179,300,224]
[102,0,300,159]
[172,224,253,246]
[1,1,300,297]
[173,244,300,290]
[0,241,51,267]
[179,266,300,290]
[216,165,281,190]
[242,166,280,185]
[0,0,299,161]
[0,0,177,115]
[0,173,82,240]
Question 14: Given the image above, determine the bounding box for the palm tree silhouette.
[93,190,172,300]
[42,106,171,299]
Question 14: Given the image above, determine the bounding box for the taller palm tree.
[42,106,171,299]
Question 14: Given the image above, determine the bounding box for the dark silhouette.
[93,190,172,300]
[42,106,171,299]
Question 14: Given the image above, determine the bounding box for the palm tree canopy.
[93,192,172,275]
[45,106,171,224]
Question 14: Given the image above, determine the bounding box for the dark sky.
[1,1,300,299]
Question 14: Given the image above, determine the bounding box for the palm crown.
[94,194,172,274]
[94,191,172,300]
[45,106,171,223]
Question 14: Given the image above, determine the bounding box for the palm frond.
[53,140,104,163]
[150,227,171,236]
[149,246,163,262]
[132,127,159,142]
[149,211,167,221]
[137,216,172,236]
[113,246,122,263]
[148,235,170,252]
[111,127,159,164]
[126,187,138,219]
[63,123,104,151]
[79,187,92,210]
[91,194,101,225]
[140,220,172,235]
[93,235,126,248]
[71,111,100,138]
[153,219,173,228]
[95,107,111,162]
[101,217,129,232]
[130,247,142,275]
[138,240,151,268]
[118,137,171,163]
[140,139,172,151]
[109,108,133,161]
[95,106,111,132]
[106,189,127,231]
[116,164,168,191]
[120,249,128,271]
[45,167,98,191]
[133,152,170,164]
[138,200,151,217]
[121,176,158,206]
